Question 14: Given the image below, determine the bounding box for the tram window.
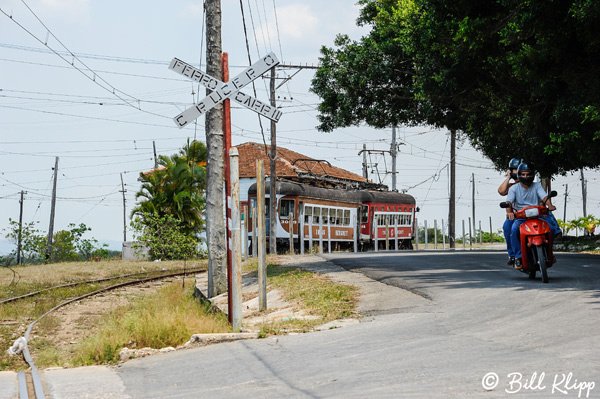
[279,199,295,219]
[329,209,336,224]
[336,209,343,225]
[361,205,369,223]
[313,207,321,224]
[322,208,329,225]
[305,206,312,223]
[343,209,351,225]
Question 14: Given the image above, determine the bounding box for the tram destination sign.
[170,53,281,128]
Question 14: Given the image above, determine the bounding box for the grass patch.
[267,265,358,320]
[72,282,231,366]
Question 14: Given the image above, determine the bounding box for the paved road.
[20,251,600,398]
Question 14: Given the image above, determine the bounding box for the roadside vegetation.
[0,256,359,370]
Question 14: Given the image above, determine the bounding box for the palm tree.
[132,140,207,237]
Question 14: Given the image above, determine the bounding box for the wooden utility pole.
[269,66,277,254]
[120,173,127,242]
[17,191,25,265]
[205,0,227,296]
[153,141,158,170]
[46,156,59,262]
[449,130,456,249]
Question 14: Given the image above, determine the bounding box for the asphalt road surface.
[42,251,600,398]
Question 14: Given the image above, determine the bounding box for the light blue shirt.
[506,182,548,210]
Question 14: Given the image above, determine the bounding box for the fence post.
[252,206,257,258]
[468,217,472,250]
[385,217,389,251]
[230,148,242,331]
[243,205,248,261]
[442,219,446,249]
[374,214,379,252]
[289,212,294,254]
[434,220,438,250]
[414,218,419,250]
[354,215,358,253]
[424,220,428,250]
[256,160,267,311]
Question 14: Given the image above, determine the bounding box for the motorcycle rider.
[505,162,561,269]
[498,158,521,265]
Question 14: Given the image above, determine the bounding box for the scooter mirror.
[549,190,558,198]
[500,202,510,209]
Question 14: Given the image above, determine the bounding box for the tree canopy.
[310,0,600,176]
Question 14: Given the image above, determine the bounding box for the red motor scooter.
[500,191,557,283]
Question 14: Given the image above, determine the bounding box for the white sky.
[1,0,598,251]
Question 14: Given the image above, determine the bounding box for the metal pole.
[462,220,466,249]
[581,169,587,217]
[449,130,456,248]
[318,209,323,254]
[395,213,399,250]
[229,148,242,331]
[327,210,331,253]
[362,144,368,179]
[424,220,428,250]
[472,173,476,235]
[479,221,482,244]
[289,212,294,254]
[434,220,438,250]
[257,160,267,311]
[489,216,493,244]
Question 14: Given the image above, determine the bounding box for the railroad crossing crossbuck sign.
[169,53,282,128]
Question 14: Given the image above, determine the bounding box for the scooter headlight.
[524,208,540,218]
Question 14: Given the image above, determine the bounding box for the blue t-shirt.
[506,182,547,210]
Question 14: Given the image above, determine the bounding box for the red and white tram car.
[247,181,417,252]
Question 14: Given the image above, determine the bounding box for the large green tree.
[132,140,207,238]
[311,0,600,176]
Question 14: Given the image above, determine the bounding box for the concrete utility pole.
[46,156,59,263]
[362,144,368,179]
[269,66,277,254]
[472,173,476,235]
[205,0,227,297]
[580,169,587,218]
[153,141,158,170]
[391,127,398,191]
[120,173,127,242]
[449,130,456,249]
[17,191,25,265]
[563,184,568,222]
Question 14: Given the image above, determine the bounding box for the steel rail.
[1,267,205,305]
[11,268,206,399]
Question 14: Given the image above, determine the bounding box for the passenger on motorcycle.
[498,158,521,265]
[505,162,562,269]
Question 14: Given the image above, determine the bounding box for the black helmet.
[509,158,520,179]
[517,162,535,186]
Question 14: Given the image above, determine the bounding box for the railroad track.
[4,267,207,399]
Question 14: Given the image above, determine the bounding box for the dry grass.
[71,282,231,366]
